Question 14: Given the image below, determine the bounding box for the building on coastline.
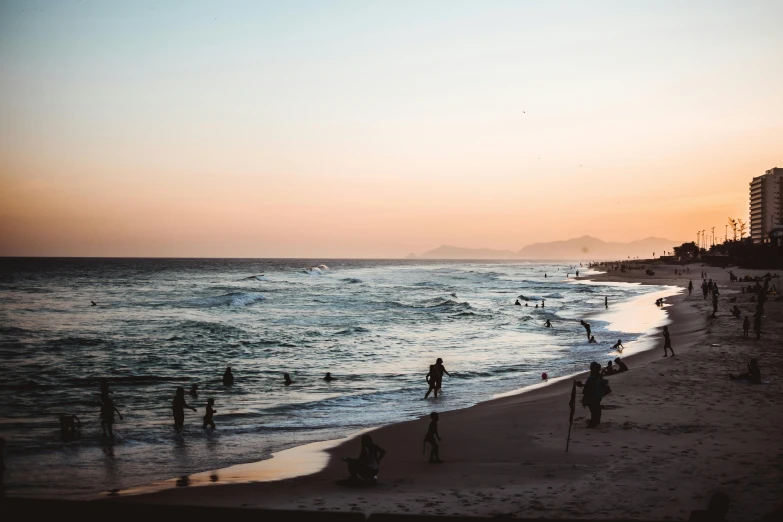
[749,167,783,243]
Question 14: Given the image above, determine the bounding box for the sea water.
[0,258,675,498]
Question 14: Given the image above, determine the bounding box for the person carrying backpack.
[576,362,611,428]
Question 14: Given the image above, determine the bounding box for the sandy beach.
[117,265,783,520]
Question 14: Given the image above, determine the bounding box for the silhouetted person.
[614,357,628,372]
[689,492,730,521]
[702,280,708,299]
[610,339,624,351]
[422,412,442,463]
[729,359,761,384]
[100,394,122,438]
[514,299,521,306]
[731,305,741,318]
[580,320,591,340]
[425,364,438,398]
[284,373,293,385]
[688,280,693,296]
[203,398,216,429]
[601,361,615,376]
[545,319,552,328]
[588,335,597,344]
[59,415,81,437]
[605,296,608,308]
[541,300,545,308]
[576,270,579,277]
[663,326,674,357]
[743,316,750,338]
[575,362,608,428]
[754,312,762,340]
[324,372,335,382]
[222,367,234,385]
[434,358,451,395]
[189,384,198,397]
[712,292,719,316]
[173,386,197,429]
[91,301,96,306]
[343,434,386,483]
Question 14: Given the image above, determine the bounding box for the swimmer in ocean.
[284,373,294,385]
[545,319,552,328]
[324,372,335,382]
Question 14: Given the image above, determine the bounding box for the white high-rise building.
[749,168,783,243]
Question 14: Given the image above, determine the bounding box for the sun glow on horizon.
[1,1,782,257]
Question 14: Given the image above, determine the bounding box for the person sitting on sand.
[730,359,761,384]
[601,360,615,376]
[588,335,597,344]
[731,305,741,318]
[189,384,198,397]
[614,357,628,372]
[284,373,294,385]
[343,434,386,483]
[662,326,674,357]
[610,339,624,351]
[172,386,197,429]
[203,398,217,429]
[422,412,442,463]
[580,320,591,340]
[222,367,234,386]
[545,319,552,328]
[324,372,335,382]
[743,316,750,338]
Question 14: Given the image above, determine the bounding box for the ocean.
[0,258,677,498]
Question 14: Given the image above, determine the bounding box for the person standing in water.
[662,326,675,357]
[172,387,197,429]
[284,373,294,385]
[422,412,442,463]
[580,320,591,340]
[222,367,234,386]
[425,364,438,398]
[203,398,217,429]
[605,296,608,309]
[434,358,451,395]
[743,315,750,338]
[545,319,552,328]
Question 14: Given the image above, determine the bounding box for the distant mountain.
[516,235,679,260]
[417,245,518,260]
[416,236,681,260]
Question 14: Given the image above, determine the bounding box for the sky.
[1,0,782,258]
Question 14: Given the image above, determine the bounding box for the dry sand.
[119,265,783,519]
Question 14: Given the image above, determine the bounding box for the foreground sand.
[120,265,782,519]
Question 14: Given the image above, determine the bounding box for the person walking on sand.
[688,280,693,296]
[743,315,750,338]
[662,326,675,357]
[422,412,442,463]
[580,320,591,340]
[172,387,197,429]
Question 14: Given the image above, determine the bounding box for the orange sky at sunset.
[2,1,782,258]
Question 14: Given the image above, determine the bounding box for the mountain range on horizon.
[409,235,684,260]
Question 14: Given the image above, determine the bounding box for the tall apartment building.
[749,168,783,243]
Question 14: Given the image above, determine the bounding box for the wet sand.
[117,265,783,519]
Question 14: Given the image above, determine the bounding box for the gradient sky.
[1,0,782,257]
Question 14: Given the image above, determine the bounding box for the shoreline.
[105,276,682,500]
[114,264,783,518]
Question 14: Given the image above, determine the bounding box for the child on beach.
[172,387,197,429]
[423,412,442,463]
[610,339,624,351]
[663,326,675,357]
[203,398,217,429]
